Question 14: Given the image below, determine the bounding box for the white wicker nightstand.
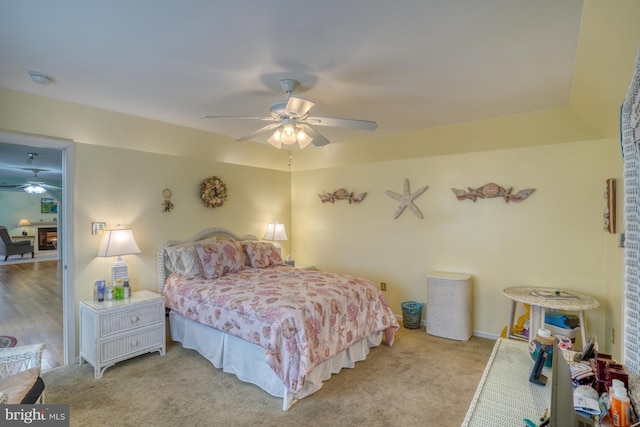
[79,290,166,379]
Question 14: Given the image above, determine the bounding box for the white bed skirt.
[169,311,383,410]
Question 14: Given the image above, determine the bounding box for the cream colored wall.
[0,87,292,172]
[0,191,58,235]
[569,0,640,360]
[292,139,612,350]
[289,108,600,171]
[571,0,640,138]
[74,143,291,305]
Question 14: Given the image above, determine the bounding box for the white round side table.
[502,286,599,346]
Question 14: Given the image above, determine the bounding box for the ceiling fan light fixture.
[267,130,283,149]
[296,129,313,148]
[25,184,46,194]
[282,123,295,136]
[281,130,297,145]
[267,124,314,149]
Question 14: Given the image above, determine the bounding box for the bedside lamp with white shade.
[97,225,141,285]
[262,221,287,254]
[18,218,31,236]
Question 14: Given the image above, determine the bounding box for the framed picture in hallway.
[41,197,57,214]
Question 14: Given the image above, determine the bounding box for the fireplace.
[37,227,58,251]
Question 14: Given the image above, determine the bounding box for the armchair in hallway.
[0,226,34,261]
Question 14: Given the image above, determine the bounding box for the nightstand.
[79,290,166,378]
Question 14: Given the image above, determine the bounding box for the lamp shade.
[262,221,287,242]
[97,228,141,257]
[18,218,31,226]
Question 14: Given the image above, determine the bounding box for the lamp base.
[111,257,129,285]
[272,242,282,256]
[22,230,27,236]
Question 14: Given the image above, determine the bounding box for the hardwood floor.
[0,260,63,372]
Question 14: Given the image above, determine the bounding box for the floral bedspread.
[163,265,398,393]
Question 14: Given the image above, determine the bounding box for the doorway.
[0,131,75,366]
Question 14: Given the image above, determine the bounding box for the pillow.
[164,237,216,277]
[240,241,283,268]
[194,241,244,279]
[232,240,251,267]
[165,246,199,277]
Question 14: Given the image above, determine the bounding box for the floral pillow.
[231,240,251,267]
[240,241,283,268]
[194,241,244,279]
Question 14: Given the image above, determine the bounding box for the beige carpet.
[44,326,495,427]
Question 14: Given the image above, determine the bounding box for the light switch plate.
[92,222,106,235]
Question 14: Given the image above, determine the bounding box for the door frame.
[0,131,75,365]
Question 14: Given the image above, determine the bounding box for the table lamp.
[97,225,141,285]
[18,218,31,236]
[262,221,287,254]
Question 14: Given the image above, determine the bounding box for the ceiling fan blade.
[236,123,282,141]
[0,183,24,188]
[42,183,62,190]
[300,124,330,147]
[305,116,377,131]
[285,97,315,117]
[199,115,276,121]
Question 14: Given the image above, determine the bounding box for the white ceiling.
[0,0,584,178]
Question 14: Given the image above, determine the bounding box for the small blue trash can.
[401,301,424,329]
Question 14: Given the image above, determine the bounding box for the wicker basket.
[401,301,424,329]
[426,272,472,341]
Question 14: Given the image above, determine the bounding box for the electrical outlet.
[380,282,387,291]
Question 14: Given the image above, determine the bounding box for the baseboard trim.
[394,313,499,341]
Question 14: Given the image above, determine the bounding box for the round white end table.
[502,286,599,346]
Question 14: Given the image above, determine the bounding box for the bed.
[157,227,399,410]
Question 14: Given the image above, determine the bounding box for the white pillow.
[164,237,216,277]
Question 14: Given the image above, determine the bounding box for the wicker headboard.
[157,227,257,294]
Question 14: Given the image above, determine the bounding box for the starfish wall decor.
[385,178,429,219]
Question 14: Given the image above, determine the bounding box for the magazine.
[529,289,578,300]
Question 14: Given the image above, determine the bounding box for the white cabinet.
[80,290,165,378]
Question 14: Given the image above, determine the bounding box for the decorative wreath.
[200,176,228,208]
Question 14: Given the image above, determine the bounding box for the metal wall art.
[318,188,367,204]
[451,183,535,203]
[386,178,429,219]
[603,178,616,233]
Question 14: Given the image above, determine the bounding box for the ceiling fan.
[0,169,61,194]
[200,79,377,149]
